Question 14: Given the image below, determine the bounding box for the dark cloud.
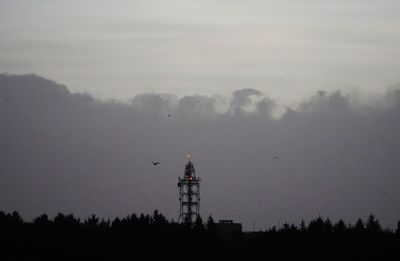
[228,88,263,115]
[1,74,400,229]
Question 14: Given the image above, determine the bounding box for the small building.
[215,220,242,240]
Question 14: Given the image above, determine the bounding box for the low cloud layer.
[1,74,400,230]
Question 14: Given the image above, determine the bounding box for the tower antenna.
[177,154,201,225]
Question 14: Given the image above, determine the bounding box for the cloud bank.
[1,74,400,230]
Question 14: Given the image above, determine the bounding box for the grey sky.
[1,74,400,230]
[1,0,400,104]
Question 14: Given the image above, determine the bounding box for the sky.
[1,0,400,104]
[1,1,400,231]
[1,74,400,231]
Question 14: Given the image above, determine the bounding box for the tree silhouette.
[299,220,307,232]
[308,216,326,233]
[0,210,399,260]
[353,218,365,233]
[366,215,382,233]
[84,214,99,228]
[396,220,400,235]
[206,215,216,231]
[333,219,347,233]
[152,209,168,226]
[33,213,50,226]
[193,215,205,232]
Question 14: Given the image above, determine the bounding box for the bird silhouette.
[152,161,161,166]
[273,156,279,159]
[167,114,173,117]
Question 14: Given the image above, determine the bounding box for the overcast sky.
[1,0,400,104]
[1,74,400,230]
[1,1,400,230]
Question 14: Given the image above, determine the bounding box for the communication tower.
[177,154,201,224]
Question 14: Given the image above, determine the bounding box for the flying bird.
[273,156,279,159]
[167,114,173,117]
[152,161,161,166]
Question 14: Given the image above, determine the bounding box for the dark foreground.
[1,210,400,260]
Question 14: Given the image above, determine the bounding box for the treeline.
[1,210,399,260]
[0,210,216,260]
[266,215,400,234]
